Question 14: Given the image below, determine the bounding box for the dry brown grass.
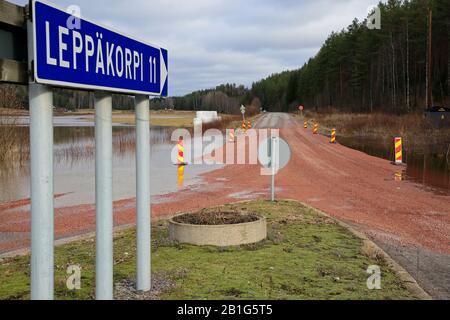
[305,111,450,155]
[173,210,259,225]
[200,115,241,133]
[0,111,29,164]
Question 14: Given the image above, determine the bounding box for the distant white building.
[193,111,221,126]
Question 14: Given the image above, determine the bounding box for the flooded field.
[0,121,221,206]
[338,135,450,196]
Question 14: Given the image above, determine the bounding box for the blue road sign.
[32,0,168,96]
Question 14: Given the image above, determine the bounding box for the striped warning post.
[330,128,336,143]
[177,137,186,165]
[313,122,318,135]
[229,129,235,142]
[247,120,251,130]
[394,137,403,165]
[304,121,308,129]
[242,121,247,132]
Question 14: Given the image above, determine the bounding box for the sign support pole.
[95,92,113,300]
[28,10,54,300]
[135,95,151,292]
[271,137,277,202]
[30,83,54,300]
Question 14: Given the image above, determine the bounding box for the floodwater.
[0,119,222,207]
[338,136,450,196]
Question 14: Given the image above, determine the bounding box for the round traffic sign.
[258,137,291,171]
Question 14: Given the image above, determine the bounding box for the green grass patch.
[0,200,417,300]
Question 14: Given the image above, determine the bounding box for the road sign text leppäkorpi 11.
[32,0,168,96]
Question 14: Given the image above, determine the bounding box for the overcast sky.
[12,0,381,96]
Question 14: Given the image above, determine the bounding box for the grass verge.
[0,200,418,300]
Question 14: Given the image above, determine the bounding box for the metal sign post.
[258,135,291,202]
[298,105,304,117]
[29,82,54,300]
[94,93,113,300]
[135,95,151,292]
[27,5,55,300]
[241,105,246,122]
[271,137,278,202]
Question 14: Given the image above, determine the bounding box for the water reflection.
[0,125,222,205]
[339,136,450,195]
[178,165,185,189]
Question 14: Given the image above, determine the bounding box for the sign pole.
[28,11,54,300]
[271,137,277,202]
[241,105,246,129]
[135,95,151,292]
[95,92,113,300]
[30,83,54,300]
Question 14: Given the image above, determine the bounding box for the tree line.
[150,83,260,114]
[251,0,449,114]
[168,0,449,115]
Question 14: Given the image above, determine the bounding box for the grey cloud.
[10,0,382,95]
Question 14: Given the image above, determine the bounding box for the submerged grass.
[303,111,450,155]
[0,110,29,165]
[0,200,417,300]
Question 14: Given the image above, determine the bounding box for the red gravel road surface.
[0,112,449,299]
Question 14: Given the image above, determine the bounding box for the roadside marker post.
[394,137,403,165]
[330,129,336,143]
[135,95,151,292]
[1,0,169,300]
[228,129,235,143]
[248,120,251,130]
[313,122,319,134]
[304,121,308,129]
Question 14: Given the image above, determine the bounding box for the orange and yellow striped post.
[242,121,247,132]
[313,122,319,135]
[304,120,308,129]
[394,137,403,165]
[228,128,235,143]
[177,137,186,165]
[247,120,251,130]
[330,128,336,143]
